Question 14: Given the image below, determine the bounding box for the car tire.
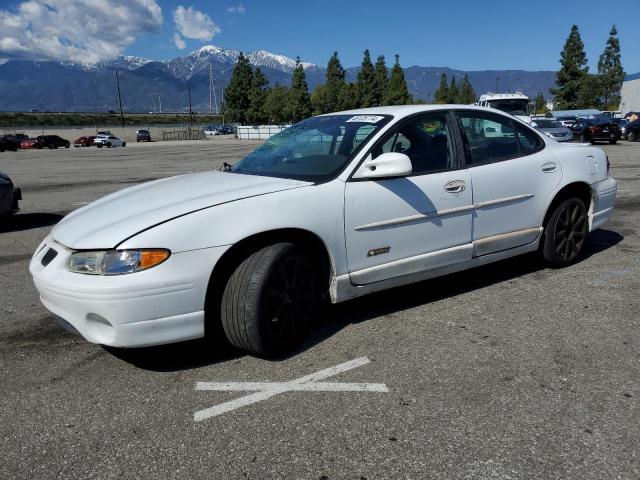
[106,142,112,148]
[609,139,617,144]
[122,142,126,147]
[221,243,318,358]
[540,197,588,268]
[629,132,637,142]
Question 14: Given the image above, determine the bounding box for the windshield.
[231,114,391,181]
[535,119,563,128]
[488,99,529,116]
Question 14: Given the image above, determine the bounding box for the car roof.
[322,104,520,121]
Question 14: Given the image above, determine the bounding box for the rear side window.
[515,123,544,154]
[457,111,544,165]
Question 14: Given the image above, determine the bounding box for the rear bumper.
[590,177,617,231]
[30,237,230,347]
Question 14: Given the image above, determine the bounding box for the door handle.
[541,162,557,173]
[444,180,466,193]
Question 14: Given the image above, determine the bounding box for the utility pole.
[188,82,194,128]
[209,64,213,115]
[212,75,219,114]
[115,68,124,127]
[158,95,162,113]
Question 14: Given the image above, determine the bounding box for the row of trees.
[433,73,476,104]
[551,25,625,110]
[223,50,414,125]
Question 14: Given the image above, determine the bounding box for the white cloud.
[173,33,186,50]
[227,5,246,14]
[0,0,163,63]
[173,6,221,42]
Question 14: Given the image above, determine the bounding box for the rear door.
[455,110,562,256]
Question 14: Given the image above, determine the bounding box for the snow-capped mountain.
[166,45,316,80]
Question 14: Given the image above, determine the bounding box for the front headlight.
[67,249,170,275]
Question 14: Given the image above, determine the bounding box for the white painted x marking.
[194,356,388,421]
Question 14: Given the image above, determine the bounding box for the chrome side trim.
[354,193,534,231]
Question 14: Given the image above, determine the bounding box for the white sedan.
[94,134,126,148]
[30,105,617,357]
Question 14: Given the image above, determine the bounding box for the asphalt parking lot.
[1,139,639,479]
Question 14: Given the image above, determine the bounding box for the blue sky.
[1,0,638,72]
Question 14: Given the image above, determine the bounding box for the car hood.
[52,171,312,249]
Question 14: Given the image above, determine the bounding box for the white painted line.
[72,202,89,206]
[193,356,387,421]
[196,381,389,392]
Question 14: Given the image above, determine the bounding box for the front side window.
[231,115,391,181]
[371,113,454,174]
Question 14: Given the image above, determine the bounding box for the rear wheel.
[609,139,617,144]
[540,197,588,267]
[629,132,637,142]
[221,243,318,358]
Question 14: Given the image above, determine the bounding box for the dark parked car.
[625,120,640,142]
[610,118,630,139]
[136,129,151,142]
[73,136,96,147]
[571,118,621,144]
[0,170,21,215]
[0,135,20,151]
[37,135,71,149]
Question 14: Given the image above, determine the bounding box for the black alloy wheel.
[541,198,588,267]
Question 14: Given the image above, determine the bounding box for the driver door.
[344,112,473,285]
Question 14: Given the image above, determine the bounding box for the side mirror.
[353,152,412,179]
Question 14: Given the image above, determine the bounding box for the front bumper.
[590,177,617,231]
[30,237,230,348]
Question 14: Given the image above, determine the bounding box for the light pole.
[115,68,124,127]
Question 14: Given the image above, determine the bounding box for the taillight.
[588,126,599,133]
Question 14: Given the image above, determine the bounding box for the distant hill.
[625,72,640,82]
[0,45,558,112]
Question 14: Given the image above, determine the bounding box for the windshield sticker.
[346,115,385,123]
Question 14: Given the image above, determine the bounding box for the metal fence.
[161,128,206,141]
[236,125,290,140]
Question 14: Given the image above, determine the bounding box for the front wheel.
[540,197,588,267]
[221,243,318,358]
[122,142,126,147]
[609,139,617,144]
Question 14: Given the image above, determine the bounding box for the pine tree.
[550,25,589,109]
[597,25,625,109]
[356,49,377,108]
[447,77,459,103]
[287,58,312,123]
[263,85,291,124]
[324,51,346,113]
[338,83,360,110]
[579,74,602,108]
[223,52,254,124]
[310,84,328,116]
[534,92,547,113]
[373,55,388,107]
[458,74,476,104]
[434,73,449,103]
[383,55,411,105]
[246,68,268,124]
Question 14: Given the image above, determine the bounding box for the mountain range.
[0,45,635,113]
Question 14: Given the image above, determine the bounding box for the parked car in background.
[533,119,573,142]
[203,125,222,136]
[96,131,113,136]
[37,135,71,149]
[0,135,21,151]
[571,118,621,144]
[136,130,151,142]
[556,116,578,129]
[610,118,630,139]
[20,138,41,149]
[7,133,28,143]
[0,170,21,215]
[625,120,640,142]
[73,136,96,147]
[94,135,125,148]
[30,105,617,357]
